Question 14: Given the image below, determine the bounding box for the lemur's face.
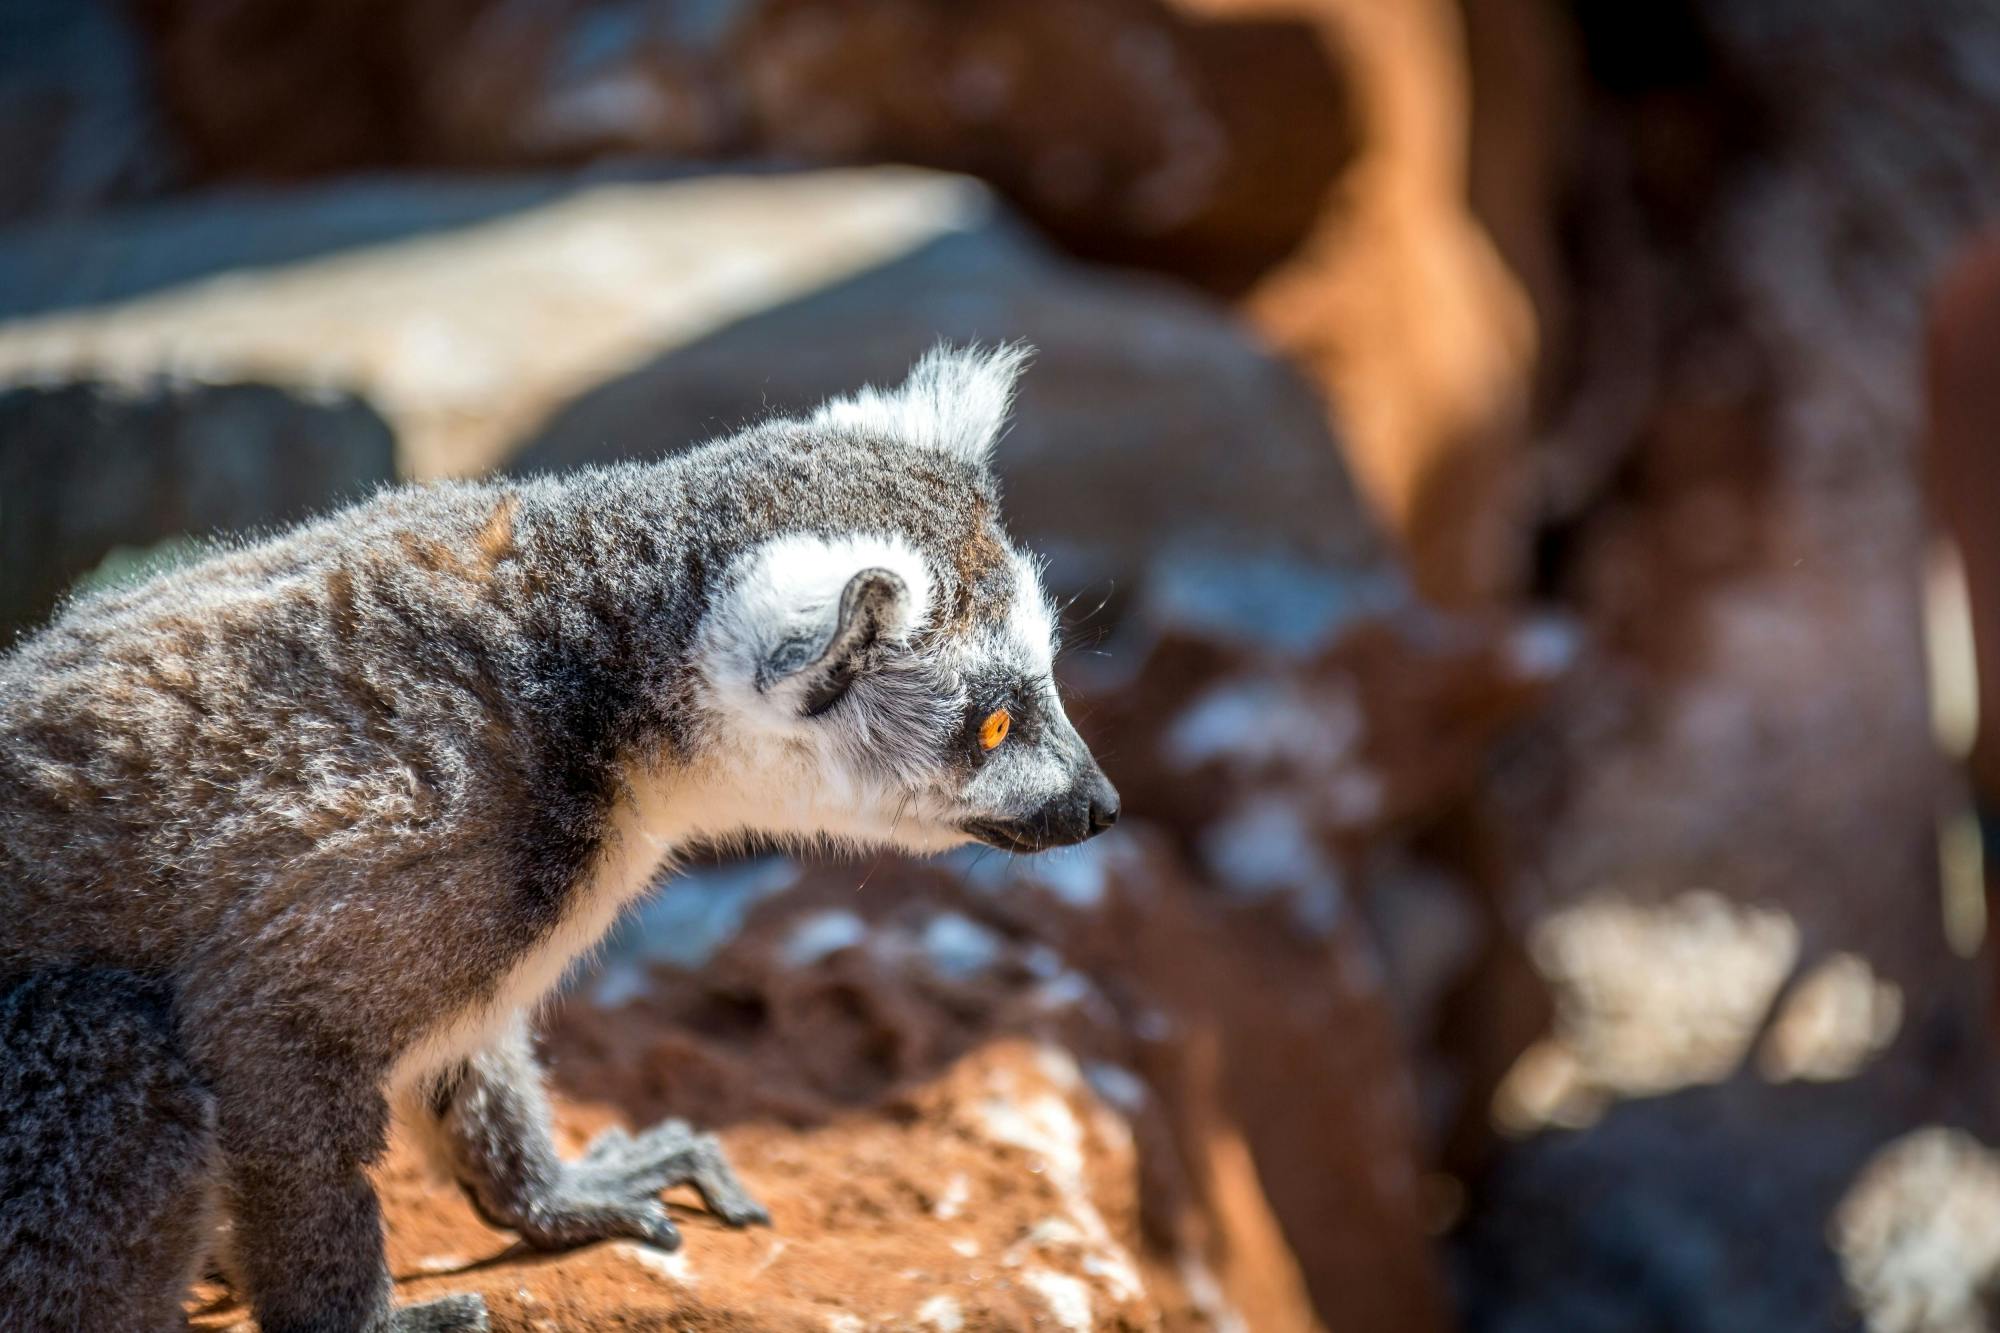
[693,531,1119,857]
[686,344,1119,858]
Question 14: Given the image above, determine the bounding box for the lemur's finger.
[688,1151,771,1228]
[618,1199,685,1251]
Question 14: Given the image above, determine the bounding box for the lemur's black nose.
[1087,774,1121,832]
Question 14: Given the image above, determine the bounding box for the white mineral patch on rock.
[781,908,869,968]
[1759,952,1902,1084]
[1197,800,1346,936]
[615,1242,694,1286]
[1023,1268,1094,1333]
[933,1173,971,1221]
[1085,1062,1148,1114]
[1834,1127,2000,1333]
[1498,890,1802,1127]
[978,1052,1146,1305]
[1166,674,1363,773]
[916,1294,965,1332]
[919,911,1005,980]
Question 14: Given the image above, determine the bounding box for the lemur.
[0,345,1120,1332]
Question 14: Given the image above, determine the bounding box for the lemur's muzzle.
[965,765,1121,853]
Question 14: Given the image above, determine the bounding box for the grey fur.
[0,346,1115,1331]
[0,969,217,1333]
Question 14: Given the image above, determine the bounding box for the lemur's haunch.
[0,346,1118,1332]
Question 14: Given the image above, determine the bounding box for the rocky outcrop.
[1453,3,2000,1325]
[131,0,1354,292]
[111,0,1540,603]
[0,170,990,480]
[0,379,395,643]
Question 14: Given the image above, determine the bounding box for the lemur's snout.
[967,764,1120,852]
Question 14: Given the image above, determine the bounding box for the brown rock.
[117,0,1548,603]
[191,1041,1169,1332]
[1215,0,1540,606]
[1502,0,2000,1020]
[132,0,1354,292]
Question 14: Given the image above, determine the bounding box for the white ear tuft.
[812,342,1032,467]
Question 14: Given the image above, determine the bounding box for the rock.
[0,169,994,480]
[0,163,1394,630]
[1489,891,1804,1131]
[0,0,178,222]
[0,379,396,643]
[112,0,1547,603]
[1455,1072,1930,1333]
[1216,0,1541,606]
[1458,2,2000,1323]
[1498,0,2000,1021]
[134,0,1354,292]
[0,165,1379,592]
[188,1039,1164,1331]
[1057,612,1566,1165]
[1070,616,1567,866]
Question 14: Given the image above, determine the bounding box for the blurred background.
[7,0,2000,1329]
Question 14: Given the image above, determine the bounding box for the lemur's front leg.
[427,1017,768,1252]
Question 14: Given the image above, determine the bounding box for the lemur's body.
[0,348,1117,1332]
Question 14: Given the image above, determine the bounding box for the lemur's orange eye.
[979,708,1012,751]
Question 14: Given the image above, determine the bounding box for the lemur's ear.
[705,533,933,725]
[812,342,1032,468]
[760,567,906,716]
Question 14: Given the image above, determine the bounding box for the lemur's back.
[0,480,544,977]
[0,469,732,995]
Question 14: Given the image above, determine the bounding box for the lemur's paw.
[508,1120,769,1252]
[579,1120,772,1229]
[389,1292,489,1332]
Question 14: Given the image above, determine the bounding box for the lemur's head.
[688,344,1119,857]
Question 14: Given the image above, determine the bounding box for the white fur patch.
[700,531,935,735]
[387,841,665,1104]
[1006,549,1059,675]
[811,343,1030,466]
